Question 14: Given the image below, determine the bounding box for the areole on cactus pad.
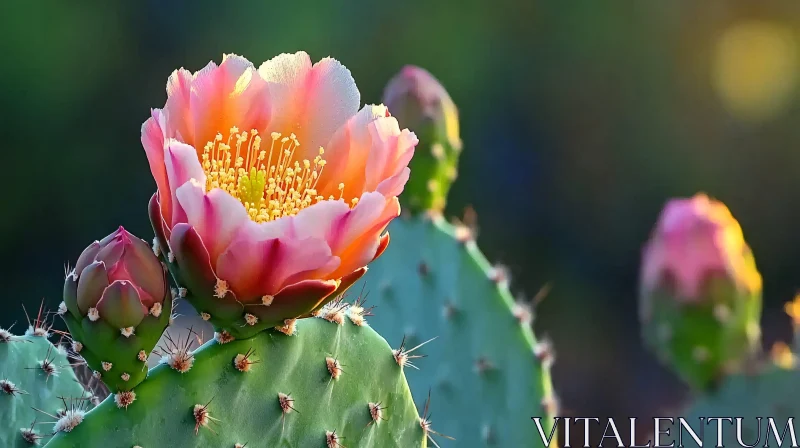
[143,52,419,339]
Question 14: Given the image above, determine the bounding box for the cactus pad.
[45,317,426,447]
[0,331,89,447]
[356,213,556,447]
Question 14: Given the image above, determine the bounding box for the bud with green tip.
[383,65,462,213]
[63,226,172,393]
[639,193,762,391]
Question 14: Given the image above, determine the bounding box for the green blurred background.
[3,0,800,443]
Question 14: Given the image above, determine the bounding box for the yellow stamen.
[201,129,346,223]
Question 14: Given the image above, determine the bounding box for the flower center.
[201,127,355,223]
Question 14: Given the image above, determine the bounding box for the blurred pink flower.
[143,53,417,319]
[641,193,761,301]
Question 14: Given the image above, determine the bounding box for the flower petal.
[317,105,389,200]
[217,234,338,300]
[164,140,207,227]
[177,55,272,149]
[290,193,399,280]
[96,280,146,328]
[258,52,359,157]
[141,109,172,220]
[174,181,249,264]
[364,116,417,196]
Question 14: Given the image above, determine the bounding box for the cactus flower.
[382,66,461,213]
[63,227,172,392]
[639,193,762,390]
[142,52,418,338]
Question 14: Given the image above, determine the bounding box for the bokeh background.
[3,0,800,444]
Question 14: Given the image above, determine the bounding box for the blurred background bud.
[383,66,462,213]
[639,193,762,391]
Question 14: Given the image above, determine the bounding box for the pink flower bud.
[66,227,167,324]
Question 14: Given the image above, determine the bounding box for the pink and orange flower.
[142,52,418,336]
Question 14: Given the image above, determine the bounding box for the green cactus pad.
[640,275,761,391]
[0,332,89,447]
[61,289,173,393]
[44,317,427,447]
[356,214,557,447]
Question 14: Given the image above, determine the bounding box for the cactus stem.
[418,262,429,277]
[326,357,343,380]
[193,400,219,435]
[392,335,437,370]
[368,402,386,425]
[0,379,27,396]
[120,327,135,338]
[115,391,136,409]
[274,319,297,336]
[325,429,343,448]
[233,348,259,372]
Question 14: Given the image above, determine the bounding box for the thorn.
[234,347,260,372]
[418,262,429,277]
[367,402,388,427]
[193,397,220,435]
[419,389,455,447]
[326,429,345,448]
[393,335,437,370]
[326,357,343,380]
